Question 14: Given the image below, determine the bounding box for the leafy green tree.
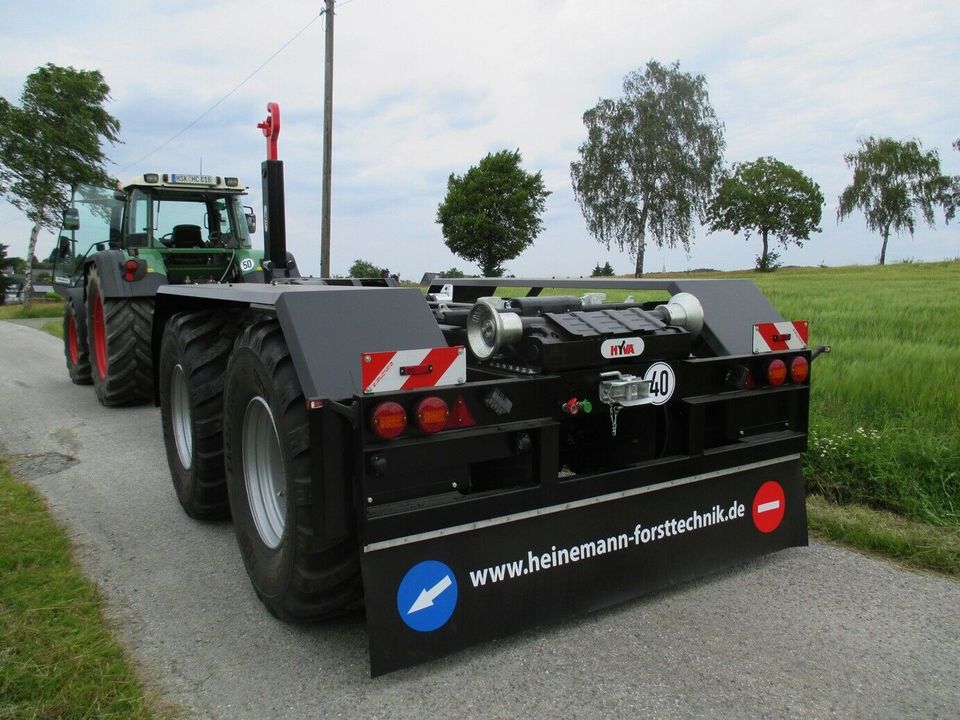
[838,137,950,265]
[349,258,383,278]
[436,149,550,277]
[0,64,120,309]
[707,157,823,271]
[940,138,960,223]
[4,256,26,274]
[591,261,615,277]
[571,60,725,277]
[440,267,465,278]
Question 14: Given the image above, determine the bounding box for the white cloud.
[1,0,958,277]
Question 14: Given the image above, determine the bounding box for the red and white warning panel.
[752,321,809,353]
[362,347,466,394]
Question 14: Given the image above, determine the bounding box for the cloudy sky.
[1,0,957,279]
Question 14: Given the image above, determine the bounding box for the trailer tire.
[63,300,93,385]
[223,318,361,620]
[159,311,242,519]
[86,265,154,406]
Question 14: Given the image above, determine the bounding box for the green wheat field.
[753,261,959,526]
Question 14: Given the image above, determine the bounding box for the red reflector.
[767,359,787,386]
[790,356,809,383]
[123,272,135,282]
[400,363,433,377]
[416,396,449,433]
[371,401,407,439]
[446,395,477,429]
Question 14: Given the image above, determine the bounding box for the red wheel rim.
[67,314,79,365]
[92,293,108,379]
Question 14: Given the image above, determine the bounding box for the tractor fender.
[63,286,87,337]
[83,250,168,300]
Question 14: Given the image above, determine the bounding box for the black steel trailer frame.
[150,154,815,676]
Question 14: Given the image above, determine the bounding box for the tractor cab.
[121,173,254,251]
[53,173,262,292]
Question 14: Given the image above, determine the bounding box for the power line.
[118,9,324,173]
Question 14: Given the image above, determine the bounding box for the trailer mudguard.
[154,283,445,402]
[362,454,807,676]
[663,279,784,355]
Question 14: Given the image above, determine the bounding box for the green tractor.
[52,173,277,406]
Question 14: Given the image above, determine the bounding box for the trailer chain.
[609,404,622,437]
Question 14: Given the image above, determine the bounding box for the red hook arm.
[256,102,281,160]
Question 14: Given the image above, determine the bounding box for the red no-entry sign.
[752,480,786,533]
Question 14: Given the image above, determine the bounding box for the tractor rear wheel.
[223,317,361,620]
[86,265,154,406]
[63,300,92,385]
[159,311,242,519]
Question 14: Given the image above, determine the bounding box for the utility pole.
[320,0,334,277]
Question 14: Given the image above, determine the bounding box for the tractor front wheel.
[63,300,92,385]
[223,317,361,620]
[86,265,154,406]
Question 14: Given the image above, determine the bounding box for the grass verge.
[40,319,63,339]
[0,301,64,320]
[808,493,960,577]
[0,459,170,719]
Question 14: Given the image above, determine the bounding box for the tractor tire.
[223,317,361,620]
[63,300,92,385]
[159,311,242,519]
[86,265,154,406]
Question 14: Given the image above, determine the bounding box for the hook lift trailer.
[150,104,827,676]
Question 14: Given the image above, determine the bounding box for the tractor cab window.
[153,196,210,248]
[53,184,122,287]
[125,189,251,249]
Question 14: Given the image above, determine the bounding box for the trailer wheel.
[159,311,241,519]
[86,265,154,406]
[63,300,92,385]
[224,318,361,620]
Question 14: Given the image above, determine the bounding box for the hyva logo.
[600,337,644,359]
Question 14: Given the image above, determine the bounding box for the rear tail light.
[767,359,787,387]
[371,401,407,440]
[790,356,809,383]
[415,396,449,433]
[122,258,145,282]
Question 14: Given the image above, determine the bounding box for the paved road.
[2,320,958,719]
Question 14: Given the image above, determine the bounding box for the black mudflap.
[361,457,807,676]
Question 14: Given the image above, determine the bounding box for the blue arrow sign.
[396,560,458,632]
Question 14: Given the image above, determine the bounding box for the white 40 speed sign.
[643,362,675,406]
